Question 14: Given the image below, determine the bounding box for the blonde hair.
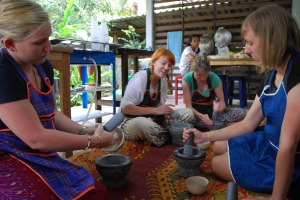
[241,4,300,71]
[191,55,211,73]
[0,0,50,48]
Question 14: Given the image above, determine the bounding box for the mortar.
[173,147,206,177]
[95,154,132,188]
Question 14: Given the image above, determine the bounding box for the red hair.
[149,48,175,89]
[150,48,175,66]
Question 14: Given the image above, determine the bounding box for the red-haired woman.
[120,48,194,146]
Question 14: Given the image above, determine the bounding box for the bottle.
[100,19,109,51]
[91,16,100,50]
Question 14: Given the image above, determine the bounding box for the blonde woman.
[183,4,300,199]
[182,55,246,129]
[0,0,115,199]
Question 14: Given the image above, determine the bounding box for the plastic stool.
[174,75,183,105]
[217,74,228,93]
[225,75,248,108]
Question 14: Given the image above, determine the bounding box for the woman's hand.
[196,113,213,125]
[155,104,174,115]
[183,128,207,144]
[93,125,114,148]
[213,98,226,112]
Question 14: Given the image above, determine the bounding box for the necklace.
[150,74,159,89]
[32,65,40,90]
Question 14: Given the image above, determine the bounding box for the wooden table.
[97,48,154,109]
[117,48,154,96]
[48,47,118,157]
[48,47,117,117]
[47,46,73,158]
[48,46,73,118]
[208,57,261,99]
[208,58,258,69]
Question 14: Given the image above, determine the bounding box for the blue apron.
[0,49,95,200]
[228,54,300,191]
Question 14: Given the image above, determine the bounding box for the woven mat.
[68,140,270,200]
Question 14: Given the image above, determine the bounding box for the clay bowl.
[169,123,193,146]
[186,176,209,195]
[95,154,132,188]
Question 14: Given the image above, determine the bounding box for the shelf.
[97,99,121,107]
[50,38,122,53]
[70,85,113,95]
[49,47,116,158]
[71,105,112,122]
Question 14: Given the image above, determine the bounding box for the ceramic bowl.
[197,142,210,150]
[186,176,209,195]
[102,128,125,152]
[95,154,132,188]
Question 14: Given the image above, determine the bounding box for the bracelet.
[207,132,210,143]
[153,107,157,115]
[95,134,102,143]
[84,134,91,151]
[79,126,87,135]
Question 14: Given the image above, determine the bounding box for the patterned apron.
[228,53,300,191]
[0,49,95,200]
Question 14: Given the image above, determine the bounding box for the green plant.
[37,0,131,40]
[54,66,96,109]
[54,0,83,38]
[38,0,137,107]
[119,25,146,49]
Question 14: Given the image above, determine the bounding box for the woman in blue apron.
[183,4,300,199]
[0,1,115,199]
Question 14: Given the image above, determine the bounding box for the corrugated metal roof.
[109,0,292,48]
[109,15,146,35]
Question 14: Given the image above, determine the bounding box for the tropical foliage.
[119,25,146,49]
[37,0,146,107]
[36,0,132,39]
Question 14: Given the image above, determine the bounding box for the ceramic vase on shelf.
[199,34,214,56]
[214,27,232,58]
